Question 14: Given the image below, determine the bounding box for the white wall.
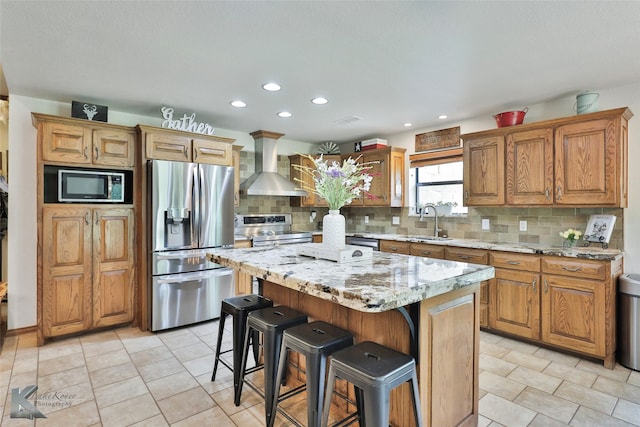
[386,82,640,269]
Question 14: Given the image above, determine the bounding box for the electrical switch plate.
[519,220,528,232]
[392,216,400,225]
[481,218,490,230]
[364,215,369,224]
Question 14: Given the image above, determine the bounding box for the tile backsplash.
[236,152,624,250]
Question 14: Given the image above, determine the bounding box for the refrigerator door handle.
[192,164,201,248]
[156,268,233,284]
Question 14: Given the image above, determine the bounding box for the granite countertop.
[207,245,494,313]
[345,232,623,261]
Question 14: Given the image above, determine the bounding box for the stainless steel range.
[235,213,312,246]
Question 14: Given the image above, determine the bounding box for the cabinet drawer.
[445,247,489,265]
[542,257,607,280]
[491,251,540,271]
[146,133,191,161]
[380,240,410,255]
[410,242,445,259]
[193,139,232,165]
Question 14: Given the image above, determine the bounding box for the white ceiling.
[1,1,639,144]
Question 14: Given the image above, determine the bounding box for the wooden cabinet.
[380,239,411,254]
[445,247,491,327]
[489,252,541,339]
[410,242,445,259]
[42,206,134,338]
[36,114,135,167]
[462,107,632,207]
[232,145,243,207]
[138,125,234,166]
[342,147,406,207]
[463,135,505,206]
[289,154,341,207]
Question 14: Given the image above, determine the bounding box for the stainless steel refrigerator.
[149,159,235,331]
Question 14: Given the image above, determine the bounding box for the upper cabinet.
[138,125,234,166]
[289,154,341,207]
[462,107,632,207]
[34,114,135,167]
[342,147,406,207]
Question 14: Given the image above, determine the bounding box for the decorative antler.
[83,104,98,120]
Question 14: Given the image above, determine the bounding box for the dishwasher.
[345,236,380,251]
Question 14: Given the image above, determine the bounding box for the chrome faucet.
[419,203,439,238]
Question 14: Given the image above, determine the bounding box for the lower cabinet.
[41,206,134,340]
[445,247,490,327]
[233,239,253,294]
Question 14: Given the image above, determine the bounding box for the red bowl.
[493,108,528,127]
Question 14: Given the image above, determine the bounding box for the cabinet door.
[506,128,553,205]
[145,132,191,161]
[289,154,318,207]
[490,269,540,339]
[363,150,390,206]
[93,129,135,167]
[92,208,134,327]
[554,118,618,205]
[541,274,605,357]
[192,138,232,165]
[42,207,93,337]
[380,239,410,254]
[463,135,505,206]
[388,149,405,207]
[42,122,91,164]
[410,242,445,259]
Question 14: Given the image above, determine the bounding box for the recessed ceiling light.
[230,100,246,108]
[277,111,292,118]
[403,122,412,127]
[263,82,281,92]
[311,97,328,105]
[438,114,448,120]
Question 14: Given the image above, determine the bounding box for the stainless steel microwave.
[58,169,125,203]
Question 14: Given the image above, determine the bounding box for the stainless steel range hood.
[239,130,307,196]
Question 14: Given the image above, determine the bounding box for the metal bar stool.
[237,305,308,425]
[211,294,273,402]
[269,321,354,427]
[321,341,423,427]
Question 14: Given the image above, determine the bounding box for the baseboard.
[6,325,37,337]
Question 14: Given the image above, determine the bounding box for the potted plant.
[436,201,457,216]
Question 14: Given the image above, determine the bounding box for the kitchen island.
[208,245,494,427]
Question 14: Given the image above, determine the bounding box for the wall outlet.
[392,216,400,225]
[364,215,369,224]
[481,218,490,230]
[519,220,528,232]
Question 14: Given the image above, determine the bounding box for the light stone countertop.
[207,245,495,313]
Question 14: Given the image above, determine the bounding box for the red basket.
[493,107,528,127]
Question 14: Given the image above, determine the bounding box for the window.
[409,148,468,215]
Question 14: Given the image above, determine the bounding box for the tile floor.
[1,322,639,426]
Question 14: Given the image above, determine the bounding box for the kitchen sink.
[406,235,452,241]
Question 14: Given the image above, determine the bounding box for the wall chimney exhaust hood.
[239,130,307,196]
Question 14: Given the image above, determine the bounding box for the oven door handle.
[156,268,233,284]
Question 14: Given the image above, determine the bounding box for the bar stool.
[237,305,308,425]
[321,341,423,427]
[269,321,354,427]
[211,294,273,402]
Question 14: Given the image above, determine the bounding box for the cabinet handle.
[545,187,550,200]
[421,251,432,255]
[556,185,563,200]
[85,212,90,225]
[544,279,549,294]
[390,246,398,251]
[507,260,520,265]
[464,191,469,202]
[95,146,100,160]
[94,211,99,225]
[184,146,189,159]
[194,149,198,160]
[458,255,471,260]
[562,266,582,272]
[84,146,88,160]
[532,278,537,293]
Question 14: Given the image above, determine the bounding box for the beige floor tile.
[629,370,640,387]
[527,413,570,426]
[554,380,617,415]
[479,371,526,400]
[495,336,541,355]
[479,353,518,377]
[36,366,90,393]
[119,333,165,354]
[172,405,236,427]
[137,356,185,382]
[480,330,503,344]
[146,371,198,401]
[542,361,597,388]
[230,406,265,426]
[592,375,640,405]
[98,393,161,427]
[37,338,82,362]
[480,341,511,359]
[158,329,202,351]
[507,365,563,394]
[80,335,125,358]
[575,358,632,383]
[37,380,94,415]
[182,354,215,378]
[198,369,234,395]
[94,376,148,409]
[478,414,493,427]
[502,349,551,372]
[172,341,214,363]
[613,399,640,426]
[84,348,131,372]
[513,387,578,423]
[129,344,175,366]
[88,360,139,389]
[10,356,38,376]
[157,386,214,424]
[128,414,170,426]
[211,384,262,415]
[38,352,85,377]
[532,347,580,367]
[570,405,636,427]
[9,370,38,391]
[17,333,38,349]
[33,399,100,427]
[479,393,536,427]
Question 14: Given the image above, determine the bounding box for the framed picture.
[584,214,616,244]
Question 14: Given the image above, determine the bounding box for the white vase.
[323,209,346,250]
